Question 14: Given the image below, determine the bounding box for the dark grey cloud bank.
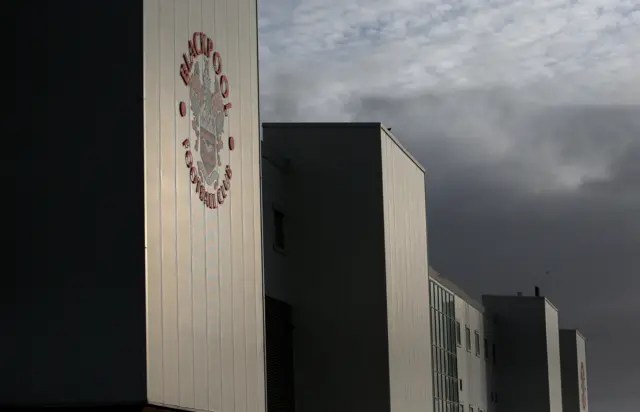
[351,93,640,410]
[261,89,640,410]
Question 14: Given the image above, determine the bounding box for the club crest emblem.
[178,32,235,210]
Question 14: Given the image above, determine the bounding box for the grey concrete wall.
[544,302,564,412]
[262,123,391,412]
[380,128,432,412]
[560,329,588,412]
[576,332,589,412]
[560,330,580,412]
[261,143,291,304]
[7,2,146,407]
[481,296,553,412]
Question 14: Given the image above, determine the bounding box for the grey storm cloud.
[354,92,640,409]
[259,0,640,409]
[263,86,640,409]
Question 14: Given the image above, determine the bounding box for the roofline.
[380,124,426,173]
[561,328,587,341]
[261,122,426,173]
[481,294,560,313]
[429,266,485,313]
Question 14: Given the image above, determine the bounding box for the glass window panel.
[444,318,449,348]
[431,310,436,339]
[452,319,457,347]
[432,346,437,368]
[429,282,434,306]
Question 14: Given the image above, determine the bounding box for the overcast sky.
[258,0,639,410]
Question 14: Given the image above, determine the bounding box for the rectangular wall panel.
[576,333,589,412]
[143,1,264,411]
[380,128,432,412]
[544,302,563,412]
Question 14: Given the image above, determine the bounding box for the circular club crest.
[579,361,587,409]
[178,32,235,210]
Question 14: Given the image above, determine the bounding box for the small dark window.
[484,338,489,359]
[459,379,463,391]
[465,326,471,352]
[274,209,285,251]
[456,321,462,346]
[475,331,480,356]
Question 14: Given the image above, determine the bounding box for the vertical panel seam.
[188,2,197,408]
[237,0,250,409]
[157,1,165,401]
[173,1,182,402]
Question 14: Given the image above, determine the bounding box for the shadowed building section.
[560,329,589,412]
[261,123,432,412]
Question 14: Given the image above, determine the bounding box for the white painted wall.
[452,292,490,412]
[380,128,432,412]
[576,333,589,412]
[544,302,563,412]
[143,1,264,411]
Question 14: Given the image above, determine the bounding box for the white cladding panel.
[544,302,563,412]
[576,334,589,412]
[143,1,264,411]
[380,129,432,412]
[453,294,490,412]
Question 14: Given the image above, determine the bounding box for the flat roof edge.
[561,328,587,341]
[380,124,426,173]
[481,294,560,313]
[429,267,484,313]
[261,122,427,173]
[262,122,382,129]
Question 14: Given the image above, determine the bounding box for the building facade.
[261,122,590,412]
[560,330,589,412]
[482,294,564,412]
[429,268,495,412]
[262,123,432,412]
[10,1,264,411]
[143,1,264,411]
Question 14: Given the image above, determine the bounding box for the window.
[273,208,285,251]
[469,406,474,412]
[459,405,464,412]
[484,338,489,359]
[475,331,480,356]
[459,379,463,391]
[456,321,462,346]
[465,326,471,352]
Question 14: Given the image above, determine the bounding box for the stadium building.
[12,1,264,411]
[262,123,589,412]
[11,1,588,411]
